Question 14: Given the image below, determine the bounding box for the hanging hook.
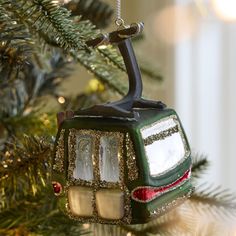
[115,0,125,28]
[115,18,125,28]
[86,23,144,48]
[118,22,144,39]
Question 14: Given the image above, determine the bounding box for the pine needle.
[191,154,210,179]
[190,184,236,219]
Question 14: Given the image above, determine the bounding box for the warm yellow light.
[52,0,70,5]
[5,151,10,157]
[98,45,108,50]
[43,119,50,126]
[211,0,236,21]
[86,79,105,93]
[82,223,90,229]
[58,96,66,104]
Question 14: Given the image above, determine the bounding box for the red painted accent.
[52,182,62,195]
[132,170,191,203]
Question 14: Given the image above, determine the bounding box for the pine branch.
[0,188,87,236]
[0,136,53,209]
[97,45,126,71]
[1,1,131,97]
[0,50,72,120]
[1,2,127,96]
[0,5,33,81]
[2,112,57,137]
[65,0,114,28]
[191,154,210,179]
[2,0,85,50]
[190,185,236,219]
[139,63,163,82]
[67,20,128,96]
[75,49,128,95]
[97,46,164,83]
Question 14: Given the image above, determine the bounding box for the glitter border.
[53,129,65,172]
[149,187,194,218]
[125,133,139,181]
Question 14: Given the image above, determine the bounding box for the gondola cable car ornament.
[52,0,194,225]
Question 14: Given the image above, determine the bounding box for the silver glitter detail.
[143,125,179,146]
[149,188,194,217]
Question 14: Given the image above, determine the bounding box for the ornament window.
[73,135,94,181]
[99,135,120,182]
[68,129,123,184]
[141,116,190,177]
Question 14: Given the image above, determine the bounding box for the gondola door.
[66,129,131,224]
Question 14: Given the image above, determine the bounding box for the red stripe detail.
[132,170,191,202]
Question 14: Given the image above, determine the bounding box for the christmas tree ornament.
[52,0,193,225]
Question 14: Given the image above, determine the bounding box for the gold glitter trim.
[141,115,191,178]
[125,133,138,181]
[149,187,194,218]
[53,129,65,172]
[66,129,132,225]
[143,125,178,146]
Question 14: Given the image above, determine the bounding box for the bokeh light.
[58,96,66,104]
[211,0,236,22]
[82,223,90,229]
[152,5,198,45]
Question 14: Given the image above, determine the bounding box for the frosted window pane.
[141,118,186,176]
[99,136,119,182]
[145,133,185,176]
[73,135,93,181]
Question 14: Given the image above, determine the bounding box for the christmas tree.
[0,0,236,235]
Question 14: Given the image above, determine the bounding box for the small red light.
[52,181,63,196]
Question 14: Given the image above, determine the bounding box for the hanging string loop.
[115,0,126,27]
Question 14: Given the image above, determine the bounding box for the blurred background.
[97,0,236,192]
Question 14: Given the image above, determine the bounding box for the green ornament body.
[52,108,193,224]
